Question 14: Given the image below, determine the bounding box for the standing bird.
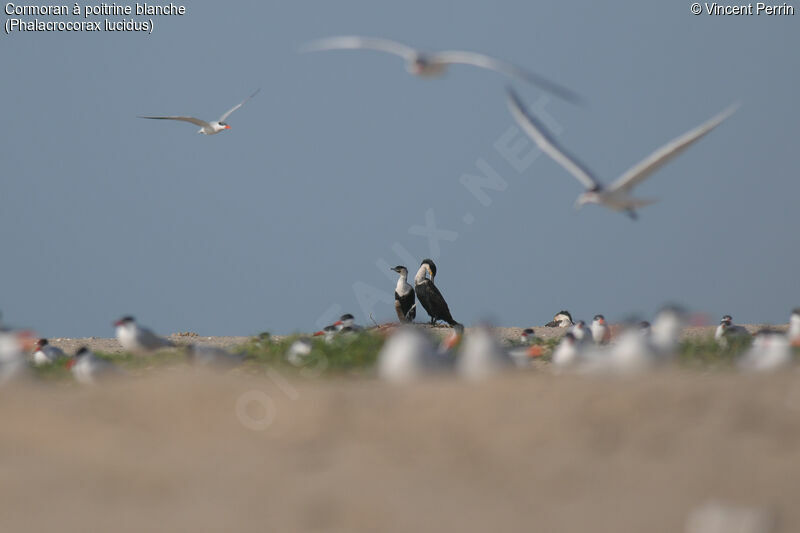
[391,266,416,322]
[114,316,174,353]
[569,320,591,343]
[545,310,573,327]
[300,36,581,104]
[32,338,66,366]
[185,344,244,369]
[138,88,260,135]
[519,328,536,344]
[591,314,611,345]
[414,259,460,327]
[715,314,750,348]
[506,87,738,219]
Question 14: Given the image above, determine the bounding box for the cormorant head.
[420,258,437,280]
[391,266,408,275]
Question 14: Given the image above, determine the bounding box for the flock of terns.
[0,305,797,385]
[138,35,738,219]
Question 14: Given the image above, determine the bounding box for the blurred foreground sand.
[2,368,799,532]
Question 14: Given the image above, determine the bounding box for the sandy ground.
[2,370,800,532]
[4,323,796,532]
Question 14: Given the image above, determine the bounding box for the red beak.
[313,331,324,336]
[224,125,231,129]
[333,321,343,326]
[66,358,76,369]
[598,318,605,325]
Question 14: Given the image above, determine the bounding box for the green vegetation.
[24,330,798,382]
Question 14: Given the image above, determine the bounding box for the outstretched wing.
[300,36,417,60]
[609,103,739,193]
[506,87,600,191]
[219,88,261,123]
[138,116,210,128]
[434,51,581,105]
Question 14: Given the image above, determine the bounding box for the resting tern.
[519,328,536,344]
[138,88,260,135]
[185,344,244,369]
[114,316,174,353]
[67,347,120,384]
[301,36,581,104]
[569,320,591,343]
[738,329,791,372]
[457,326,514,379]
[32,338,66,366]
[507,88,738,218]
[377,327,449,382]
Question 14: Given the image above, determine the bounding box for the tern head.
[593,314,606,325]
[420,259,437,280]
[391,265,408,276]
[337,314,355,329]
[218,121,231,130]
[575,191,600,209]
[35,338,48,349]
[114,316,135,327]
[574,320,585,330]
[408,53,430,74]
[720,315,733,325]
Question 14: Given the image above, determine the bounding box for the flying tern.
[139,88,260,135]
[301,36,581,104]
[506,88,738,219]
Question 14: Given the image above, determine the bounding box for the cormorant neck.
[414,265,428,285]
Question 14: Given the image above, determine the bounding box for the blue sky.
[2,1,798,337]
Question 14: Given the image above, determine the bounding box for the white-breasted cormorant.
[391,266,416,322]
[414,259,459,327]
